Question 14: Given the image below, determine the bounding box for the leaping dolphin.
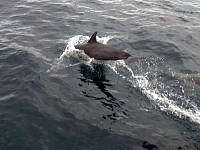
[75,32,146,64]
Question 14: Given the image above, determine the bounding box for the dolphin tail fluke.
[88,32,98,43]
[125,56,147,64]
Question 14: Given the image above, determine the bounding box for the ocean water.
[0,0,200,149]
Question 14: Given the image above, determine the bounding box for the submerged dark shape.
[75,32,146,64]
[143,141,159,150]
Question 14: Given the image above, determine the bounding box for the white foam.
[47,34,114,73]
[107,60,200,124]
[59,35,83,60]
[58,34,114,62]
[56,34,200,125]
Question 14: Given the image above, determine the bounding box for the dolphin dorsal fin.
[88,32,97,43]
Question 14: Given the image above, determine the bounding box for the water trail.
[107,59,200,124]
[54,34,200,125]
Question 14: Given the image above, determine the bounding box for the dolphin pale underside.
[75,32,145,64]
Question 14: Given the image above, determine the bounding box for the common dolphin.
[75,32,146,64]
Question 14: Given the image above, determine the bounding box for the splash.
[107,59,200,124]
[53,34,200,125]
[47,34,114,73]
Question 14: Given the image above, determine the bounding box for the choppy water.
[0,0,200,149]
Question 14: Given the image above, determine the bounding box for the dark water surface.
[0,0,200,149]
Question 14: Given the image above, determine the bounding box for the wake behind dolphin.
[75,32,146,64]
[51,32,200,125]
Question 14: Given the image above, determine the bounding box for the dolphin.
[75,32,146,64]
